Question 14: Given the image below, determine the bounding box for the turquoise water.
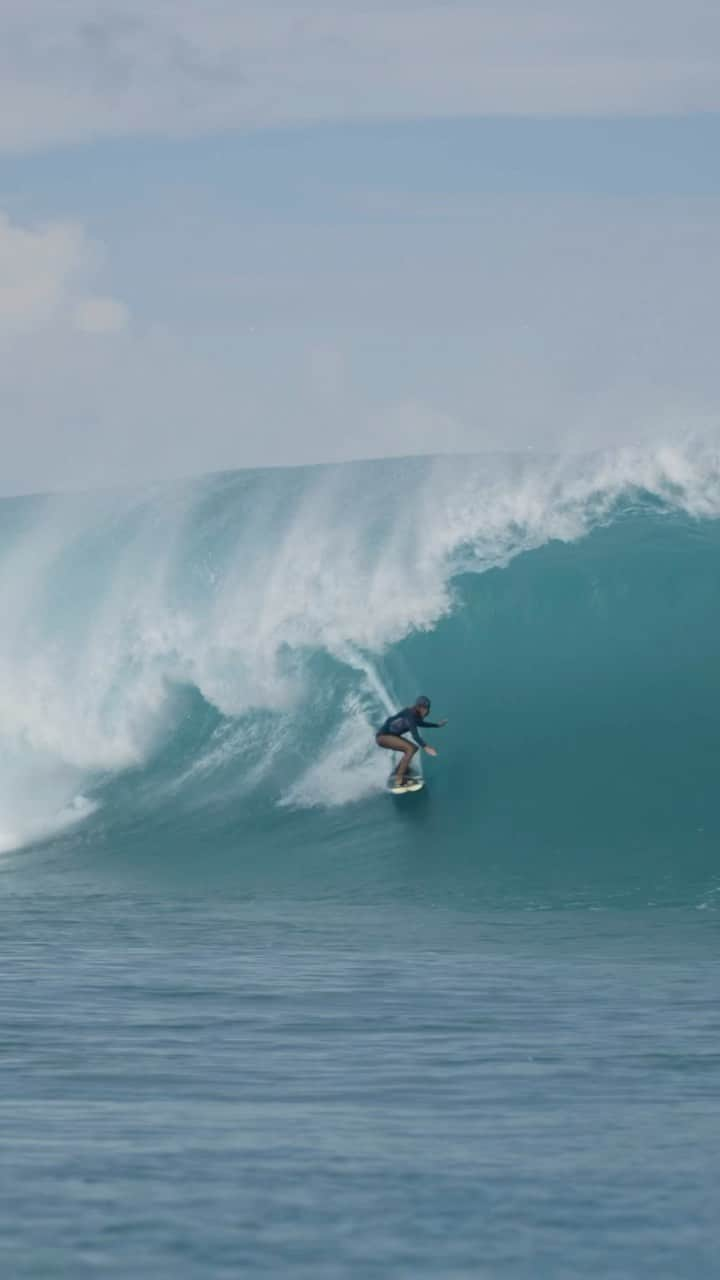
[2,449,720,1275]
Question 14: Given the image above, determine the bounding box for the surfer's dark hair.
[416,696,431,710]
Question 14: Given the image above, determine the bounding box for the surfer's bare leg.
[376,733,417,782]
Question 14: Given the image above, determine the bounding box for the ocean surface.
[2,447,720,1277]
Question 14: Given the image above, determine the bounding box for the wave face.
[3,446,720,907]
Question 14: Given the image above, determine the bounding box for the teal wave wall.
[2,448,720,907]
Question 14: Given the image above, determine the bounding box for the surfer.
[376,697,447,788]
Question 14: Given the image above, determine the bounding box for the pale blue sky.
[2,1,720,493]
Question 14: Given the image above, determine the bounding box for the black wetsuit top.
[378,707,441,749]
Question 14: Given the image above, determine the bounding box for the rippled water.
[3,876,718,1278]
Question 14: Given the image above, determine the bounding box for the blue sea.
[2,448,719,1277]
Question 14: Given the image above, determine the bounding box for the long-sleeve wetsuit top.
[379,707,441,749]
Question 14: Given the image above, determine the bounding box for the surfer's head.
[415,696,431,717]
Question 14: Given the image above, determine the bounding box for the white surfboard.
[387,772,425,795]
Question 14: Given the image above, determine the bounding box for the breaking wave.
[2,443,720,906]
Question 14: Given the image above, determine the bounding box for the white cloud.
[1,191,720,495]
[0,214,85,335]
[0,1,719,152]
[73,296,129,334]
[0,211,128,338]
